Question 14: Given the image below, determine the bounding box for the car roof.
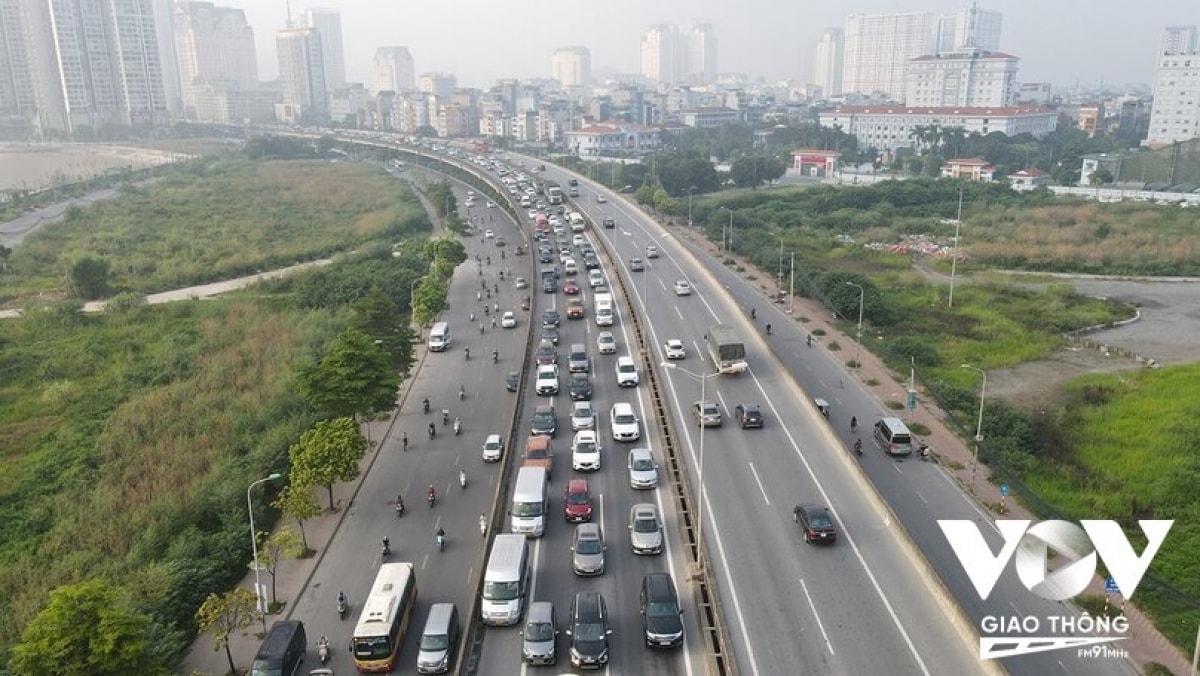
[630,447,652,459]
[632,502,657,516]
[567,478,588,492]
[576,522,601,538]
[612,402,633,413]
[486,433,501,442]
[534,404,554,413]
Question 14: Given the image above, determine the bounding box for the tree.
[290,417,368,510]
[0,243,11,272]
[412,276,449,326]
[634,185,656,206]
[195,588,257,676]
[66,254,111,300]
[348,286,410,371]
[9,579,166,676]
[257,529,304,608]
[1090,167,1114,185]
[296,327,398,420]
[273,482,322,551]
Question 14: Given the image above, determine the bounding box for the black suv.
[567,591,611,669]
[569,373,593,401]
[531,405,558,438]
[640,573,684,648]
[601,217,615,229]
[734,404,764,429]
[793,504,837,544]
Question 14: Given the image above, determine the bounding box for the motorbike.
[492,350,499,364]
[459,385,465,400]
[854,439,863,457]
[454,418,462,436]
[464,347,471,361]
[428,423,436,440]
[336,594,347,619]
[435,532,446,551]
[422,398,430,415]
[442,409,450,425]
[427,491,436,508]
[395,500,404,518]
[479,515,488,538]
[459,469,468,488]
[317,637,330,664]
[381,539,391,559]
[919,443,933,462]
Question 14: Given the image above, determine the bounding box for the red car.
[564,479,593,522]
[563,281,581,295]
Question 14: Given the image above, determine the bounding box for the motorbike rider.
[459,467,467,486]
[479,513,488,536]
[492,348,499,363]
[464,346,471,360]
[428,422,436,438]
[381,536,391,554]
[854,438,863,456]
[436,526,446,548]
[850,416,858,432]
[442,407,450,425]
[454,416,462,435]
[337,591,347,610]
[422,397,430,414]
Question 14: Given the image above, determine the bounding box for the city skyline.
[217,0,1193,89]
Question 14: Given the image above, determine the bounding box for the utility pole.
[948,187,963,308]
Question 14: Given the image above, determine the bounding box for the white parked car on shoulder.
[664,339,686,360]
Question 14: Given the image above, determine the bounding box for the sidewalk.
[664,218,1190,676]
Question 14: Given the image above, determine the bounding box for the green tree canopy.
[9,579,167,676]
[66,254,111,300]
[195,588,257,676]
[273,482,323,551]
[349,286,413,372]
[412,276,449,326]
[296,327,398,420]
[290,417,367,510]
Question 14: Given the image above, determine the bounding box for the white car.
[571,430,601,471]
[610,402,640,442]
[501,311,517,328]
[486,201,496,208]
[616,356,640,387]
[664,339,686,360]
[484,229,495,239]
[535,364,559,395]
[482,434,504,462]
[572,234,586,247]
[645,244,659,259]
[597,332,617,355]
[673,280,692,296]
[571,401,596,431]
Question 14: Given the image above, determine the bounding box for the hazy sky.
[224,0,1195,90]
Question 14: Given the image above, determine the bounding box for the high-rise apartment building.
[550,46,591,87]
[372,47,415,93]
[152,0,182,113]
[0,0,36,120]
[301,7,345,90]
[906,50,1018,107]
[843,12,932,101]
[934,6,1002,53]
[173,1,257,118]
[640,22,718,85]
[1160,25,1198,55]
[684,22,717,85]
[1146,25,1200,146]
[276,27,327,122]
[417,72,456,99]
[812,28,844,97]
[34,0,169,131]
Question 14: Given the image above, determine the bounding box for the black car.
[602,217,615,229]
[734,404,764,429]
[506,370,520,392]
[569,374,593,401]
[542,310,560,327]
[567,591,611,669]
[531,405,558,437]
[539,250,554,264]
[541,325,560,345]
[641,573,684,648]
[569,178,579,186]
[793,504,837,544]
[583,255,600,270]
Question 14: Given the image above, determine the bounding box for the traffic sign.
[1105,577,1120,594]
[999,484,1009,497]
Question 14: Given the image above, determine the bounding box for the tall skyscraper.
[934,6,1002,53]
[0,0,36,119]
[1147,25,1200,145]
[417,72,456,99]
[550,46,591,87]
[174,1,258,117]
[301,7,345,90]
[641,24,679,84]
[1160,25,1198,54]
[812,28,844,97]
[842,12,932,101]
[152,0,183,113]
[372,47,415,93]
[35,0,169,131]
[276,27,327,122]
[684,22,717,85]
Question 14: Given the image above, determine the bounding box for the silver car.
[521,601,558,665]
[572,523,606,576]
[629,503,664,555]
[571,401,595,431]
[596,331,617,355]
[627,448,659,489]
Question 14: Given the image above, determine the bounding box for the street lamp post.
[686,188,694,228]
[247,473,283,629]
[961,364,987,493]
[846,282,865,369]
[409,277,423,328]
[948,187,964,308]
[778,235,785,291]
[662,362,719,580]
[718,207,734,255]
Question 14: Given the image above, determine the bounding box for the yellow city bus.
[352,562,418,672]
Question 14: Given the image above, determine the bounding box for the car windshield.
[575,406,591,417]
[524,621,554,642]
[634,516,658,532]
[512,500,544,517]
[615,413,634,424]
[632,457,654,471]
[419,634,449,651]
[484,581,520,601]
[574,622,606,641]
[808,511,833,529]
[568,491,590,504]
[575,440,595,452]
[576,537,603,555]
[646,602,678,618]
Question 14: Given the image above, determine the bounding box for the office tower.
[842,12,932,101]
[372,47,415,93]
[550,46,591,87]
[1147,26,1200,145]
[812,28,843,97]
[0,0,36,118]
[174,1,257,118]
[152,0,182,113]
[276,27,327,122]
[906,51,1018,107]
[301,7,345,90]
[641,23,681,84]
[1160,25,1198,55]
[684,22,717,85]
[35,0,168,131]
[417,72,456,99]
[934,6,1002,53]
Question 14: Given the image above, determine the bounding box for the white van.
[510,466,548,537]
[480,534,530,626]
[428,322,451,352]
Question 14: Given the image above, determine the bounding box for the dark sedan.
[793,504,837,544]
[734,404,764,429]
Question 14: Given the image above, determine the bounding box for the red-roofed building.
[790,148,841,177]
[564,121,661,156]
[941,158,994,182]
[1008,168,1050,189]
[818,105,1057,152]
